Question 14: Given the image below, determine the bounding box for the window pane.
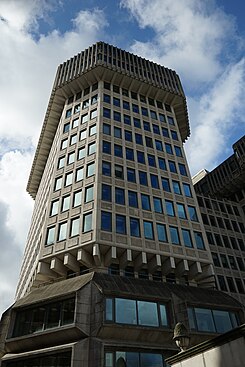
[102,161,111,176]
[130,218,140,237]
[61,298,75,325]
[143,221,154,239]
[188,206,198,221]
[137,301,159,326]
[58,222,67,241]
[70,218,80,237]
[116,215,126,234]
[153,197,163,213]
[195,232,205,249]
[83,212,92,232]
[213,310,232,333]
[160,305,168,326]
[141,194,151,210]
[105,298,113,321]
[141,353,163,367]
[73,191,82,207]
[115,298,137,324]
[177,203,186,219]
[46,303,61,329]
[182,229,193,248]
[115,188,125,205]
[166,201,174,216]
[102,184,111,201]
[170,226,180,244]
[195,308,215,332]
[50,200,59,216]
[128,191,138,207]
[85,186,94,202]
[62,196,70,212]
[157,224,167,242]
[87,162,95,177]
[101,211,112,232]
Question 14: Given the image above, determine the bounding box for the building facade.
[0,43,244,367]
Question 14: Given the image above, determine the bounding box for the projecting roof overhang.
[27,64,190,199]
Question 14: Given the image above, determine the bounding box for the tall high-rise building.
[0,43,244,367]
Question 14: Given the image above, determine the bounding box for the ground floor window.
[105,351,166,367]
[5,351,71,367]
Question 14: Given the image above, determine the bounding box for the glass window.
[65,172,73,186]
[63,122,70,133]
[85,185,94,202]
[143,121,151,131]
[158,158,167,170]
[148,154,156,167]
[114,111,121,122]
[113,97,120,107]
[76,167,84,182]
[50,200,59,216]
[127,168,136,182]
[78,146,85,160]
[114,127,122,138]
[58,156,65,169]
[153,197,163,213]
[114,144,123,157]
[213,310,233,333]
[46,227,55,245]
[162,127,169,137]
[188,206,198,221]
[130,218,140,237]
[138,301,158,326]
[143,221,154,240]
[88,142,96,155]
[115,299,137,324]
[174,146,182,157]
[103,140,111,154]
[183,183,192,197]
[83,212,92,232]
[67,152,75,164]
[157,224,167,242]
[172,180,181,194]
[137,151,145,164]
[132,104,139,113]
[70,134,77,145]
[102,161,111,176]
[115,164,124,179]
[61,138,68,150]
[103,107,111,118]
[177,203,186,219]
[135,133,143,145]
[103,94,110,103]
[82,99,89,109]
[153,124,160,134]
[70,217,80,237]
[169,160,177,173]
[155,140,163,151]
[125,130,132,141]
[139,171,148,186]
[61,195,70,212]
[58,222,67,241]
[87,162,95,177]
[170,226,180,244]
[167,116,174,125]
[194,231,205,249]
[166,200,174,216]
[128,191,138,207]
[145,136,153,148]
[115,187,125,205]
[101,211,112,232]
[123,100,130,110]
[116,214,126,234]
[81,113,88,124]
[102,184,111,201]
[171,130,178,140]
[150,110,157,120]
[65,108,72,118]
[150,174,159,189]
[126,148,134,161]
[124,114,131,125]
[141,107,148,116]
[182,229,193,248]
[162,178,170,192]
[89,124,97,136]
[141,194,151,210]
[179,163,187,176]
[134,118,141,128]
[165,143,173,154]
[159,113,165,122]
[80,129,87,140]
[195,308,215,332]
[73,190,82,207]
[103,123,111,135]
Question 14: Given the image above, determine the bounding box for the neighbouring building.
[0,42,244,367]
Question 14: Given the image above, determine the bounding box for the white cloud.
[0,1,108,313]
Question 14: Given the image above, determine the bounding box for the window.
[183,183,192,197]
[103,108,111,118]
[58,222,67,241]
[162,127,169,137]
[76,167,84,182]
[70,217,80,237]
[83,212,92,232]
[132,104,139,113]
[137,151,145,164]
[102,184,111,201]
[128,191,138,207]
[57,156,65,169]
[162,178,170,192]
[143,221,154,240]
[63,122,70,133]
[74,104,80,114]
[138,300,158,326]
[88,142,96,155]
[153,124,160,134]
[165,143,173,154]
[125,130,132,141]
[101,211,112,232]
[46,227,55,245]
[104,81,110,90]
[103,94,110,103]
[81,113,88,124]
[115,187,125,205]
[134,118,141,128]
[145,136,153,148]
[61,138,68,150]
[172,180,181,194]
[139,171,148,186]
[127,168,136,182]
[155,140,163,151]
[123,100,130,110]
[114,111,121,122]
[89,124,97,136]
[114,144,123,157]
[135,133,143,145]
[73,191,82,207]
[80,129,86,140]
[153,197,163,213]
[61,195,70,212]
[171,130,178,140]
[65,172,73,186]
[72,118,79,129]
[143,121,151,131]
[54,177,62,191]
[103,140,111,154]
[212,252,221,267]
[194,232,205,249]
[174,146,182,157]
[141,194,151,210]
[188,206,198,221]
[91,94,98,104]
[182,229,193,248]
[124,114,131,125]
[141,107,148,116]
[150,174,159,189]
[50,200,59,216]
[65,108,72,118]
[113,97,120,107]
[159,114,165,123]
[158,158,167,170]
[150,110,157,120]
[167,116,174,125]
[102,161,111,176]
[147,154,155,167]
[103,123,111,135]
[130,218,140,237]
[170,226,180,245]
[67,152,75,165]
[85,185,94,202]
[169,160,177,173]
[179,163,187,176]
[126,148,134,160]
[116,214,126,234]
[77,148,85,161]
[82,99,89,109]
[157,224,167,242]
[114,127,122,138]
[90,109,97,119]
[87,162,95,177]
[115,164,123,179]
[177,203,186,219]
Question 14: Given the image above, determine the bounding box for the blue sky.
[0,0,244,315]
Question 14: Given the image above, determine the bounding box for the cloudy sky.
[0,0,245,316]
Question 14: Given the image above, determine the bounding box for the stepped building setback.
[0,42,244,367]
